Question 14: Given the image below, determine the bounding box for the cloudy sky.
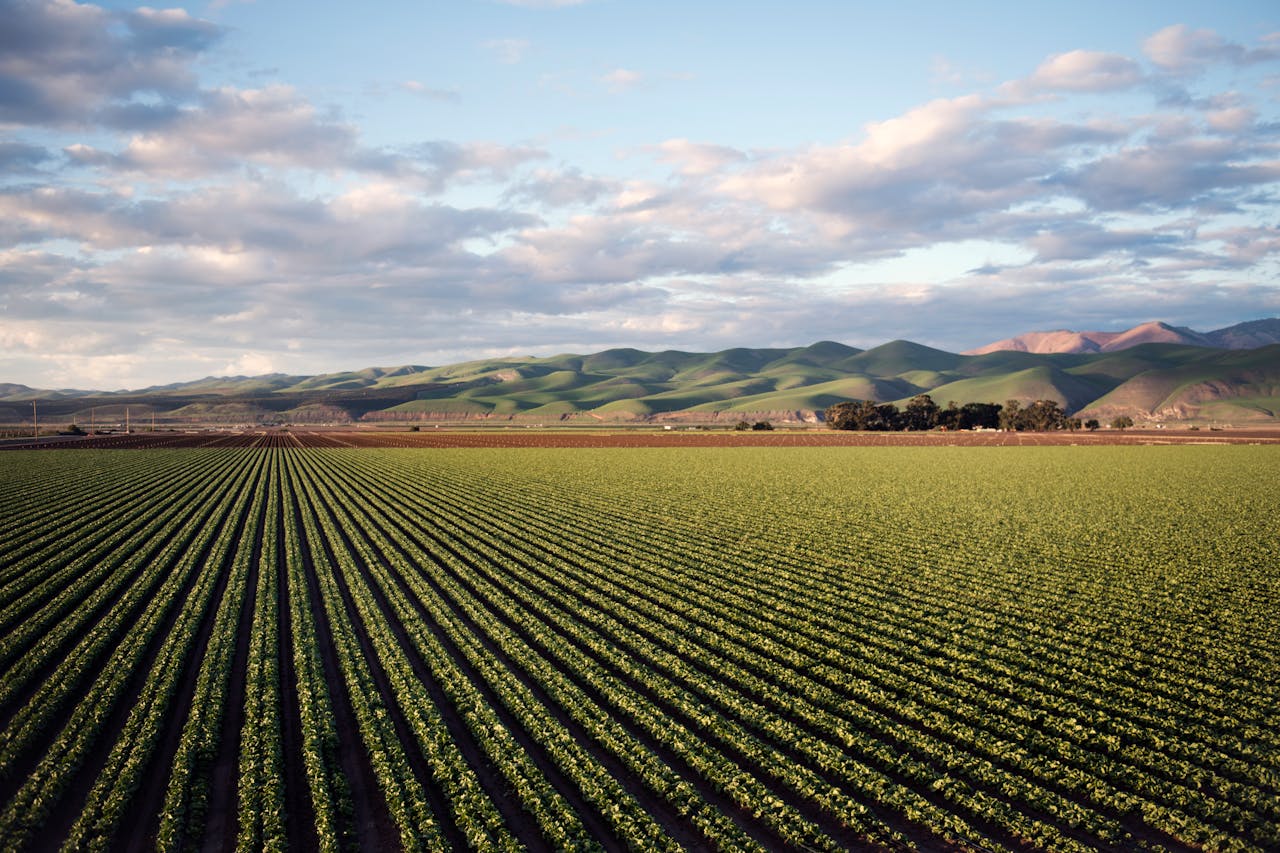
[2,0,1279,388]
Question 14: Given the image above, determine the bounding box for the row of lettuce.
[0,446,1275,851]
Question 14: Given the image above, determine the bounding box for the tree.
[824,400,898,431]
[938,401,961,431]
[1085,419,1100,431]
[1111,415,1134,430]
[958,402,1002,430]
[751,420,774,431]
[734,420,752,431]
[823,403,856,430]
[868,402,902,431]
[999,399,1023,431]
[1023,399,1067,431]
[903,394,940,431]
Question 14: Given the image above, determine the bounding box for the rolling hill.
[5,334,1278,425]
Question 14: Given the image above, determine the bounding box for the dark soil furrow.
[292,459,488,852]
[119,457,268,852]
[284,466,397,851]
[275,456,320,852]
[315,451,774,852]
[0,454,247,730]
[202,464,268,853]
[414,488,1040,852]
[32,453,266,851]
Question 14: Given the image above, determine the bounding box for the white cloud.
[222,352,276,376]
[5,5,1280,388]
[1144,24,1280,73]
[112,85,360,177]
[0,0,221,127]
[1022,50,1144,93]
[655,139,746,176]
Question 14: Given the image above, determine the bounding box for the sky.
[2,0,1279,389]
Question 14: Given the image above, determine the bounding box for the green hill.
[1077,345,1280,422]
[923,366,1109,412]
[7,340,1277,425]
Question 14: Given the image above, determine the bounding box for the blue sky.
[2,0,1279,388]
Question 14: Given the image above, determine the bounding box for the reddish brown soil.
[4,427,1278,450]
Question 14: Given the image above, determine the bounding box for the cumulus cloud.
[655,139,746,176]
[1144,24,1280,73]
[58,86,545,189]
[1020,50,1144,93]
[0,139,53,171]
[222,352,276,376]
[4,7,1280,387]
[712,95,1127,251]
[408,140,548,187]
[89,85,364,177]
[1026,223,1181,263]
[0,0,221,127]
[1048,138,1280,212]
[505,167,615,206]
[0,181,536,274]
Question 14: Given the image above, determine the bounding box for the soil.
[3,427,1278,450]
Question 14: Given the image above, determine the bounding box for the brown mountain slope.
[966,320,1227,355]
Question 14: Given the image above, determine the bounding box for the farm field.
[4,425,1280,451]
[0,446,1277,851]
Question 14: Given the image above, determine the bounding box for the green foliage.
[902,394,940,431]
[1111,415,1135,430]
[824,399,902,431]
[2,447,1278,851]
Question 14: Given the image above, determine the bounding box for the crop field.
[0,446,1277,851]
[5,426,1280,452]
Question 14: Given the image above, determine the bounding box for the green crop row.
[0,445,1275,852]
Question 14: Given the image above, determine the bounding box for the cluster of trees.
[825,396,1001,431]
[824,395,1128,432]
[734,420,774,431]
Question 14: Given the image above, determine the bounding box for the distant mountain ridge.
[964,318,1280,355]
[4,329,1279,426]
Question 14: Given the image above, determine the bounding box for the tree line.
[824,395,1130,432]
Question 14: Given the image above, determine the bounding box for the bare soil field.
[3,427,1278,450]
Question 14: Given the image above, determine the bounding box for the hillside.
[5,338,1278,426]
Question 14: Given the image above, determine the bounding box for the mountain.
[964,319,1278,355]
[1205,318,1280,349]
[6,337,1278,425]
